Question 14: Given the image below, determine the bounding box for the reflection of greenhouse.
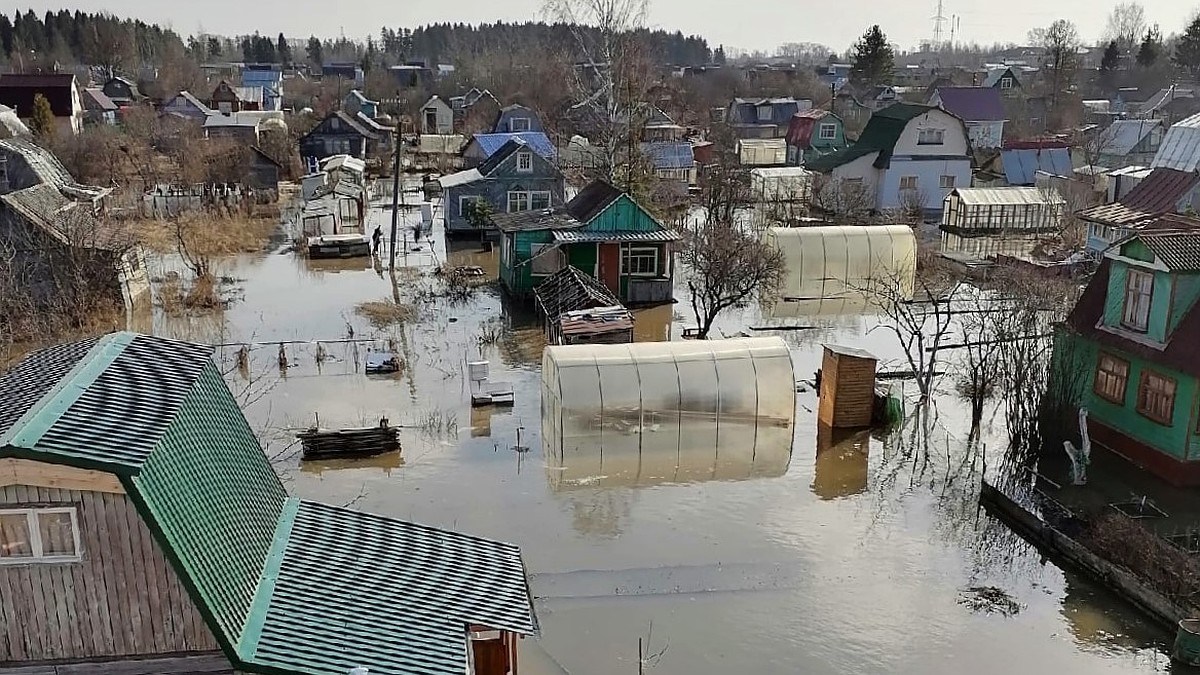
[768,225,916,303]
[541,338,795,489]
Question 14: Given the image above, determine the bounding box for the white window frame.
[621,245,659,277]
[1000,76,1014,90]
[529,243,565,277]
[0,507,82,564]
[1122,267,1154,332]
[757,105,773,122]
[516,151,533,173]
[818,123,837,140]
[939,175,956,189]
[507,190,550,213]
[899,175,919,191]
[917,128,945,145]
[459,195,484,217]
[509,117,531,132]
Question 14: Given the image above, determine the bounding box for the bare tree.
[1104,2,1147,55]
[682,215,786,339]
[1029,19,1081,122]
[810,175,877,223]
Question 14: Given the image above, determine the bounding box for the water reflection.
[298,449,405,475]
[812,424,870,500]
[939,231,1043,260]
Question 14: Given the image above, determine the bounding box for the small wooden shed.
[818,344,877,428]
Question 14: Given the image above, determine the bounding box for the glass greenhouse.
[768,225,916,303]
[541,338,796,489]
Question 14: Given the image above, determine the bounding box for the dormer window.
[510,117,531,132]
[818,123,837,140]
[917,128,945,145]
[757,105,772,122]
[1000,76,1014,89]
[1122,268,1153,332]
[516,151,533,173]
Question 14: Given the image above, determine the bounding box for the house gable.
[582,193,665,233]
[481,141,562,181]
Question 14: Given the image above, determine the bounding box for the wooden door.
[471,636,511,675]
[598,243,620,295]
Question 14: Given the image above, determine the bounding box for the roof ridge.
[237,496,301,663]
[0,332,133,452]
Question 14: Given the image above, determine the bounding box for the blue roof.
[471,132,555,160]
[1001,147,1073,185]
[640,141,695,170]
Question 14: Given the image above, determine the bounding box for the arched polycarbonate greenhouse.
[541,338,796,489]
[768,225,916,303]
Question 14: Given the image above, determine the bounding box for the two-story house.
[1061,226,1200,485]
[438,138,566,236]
[493,180,680,304]
[462,132,556,168]
[494,104,544,133]
[0,73,85,136]
[928,86,1007,149]
[807,103,972,215]
[298,110,392,172]
[727,97,813,138]
[242,66,284,111]
[0,332,538,675]
[1077,168,1200,254]
[785,109,848,166]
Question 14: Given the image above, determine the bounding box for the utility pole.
[388,120,402,270]
[932,0,948,50]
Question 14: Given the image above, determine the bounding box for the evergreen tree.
[29,93,55,139]
[277,33,291,66]
[207,36,221,59]
[1099,39,1121,88]
[1137,24,1162,67]
[306,35,323,67]
[1176,16,1200,78]
[714,44,725,65]
[850,24,894,88]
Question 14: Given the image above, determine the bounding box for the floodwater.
[145,199,1183,674]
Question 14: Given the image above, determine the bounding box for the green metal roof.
[807,103,939,173]
[0,332,537,675]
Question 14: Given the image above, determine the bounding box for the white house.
[420,95,454,135]
[807,103,972,214]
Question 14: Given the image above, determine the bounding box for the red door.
[598,244,620,295]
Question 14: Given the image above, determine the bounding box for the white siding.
[893,109,970,157]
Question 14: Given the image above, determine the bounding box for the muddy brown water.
[139,205,1184,675]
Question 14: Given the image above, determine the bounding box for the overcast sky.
[17,0,1200,54]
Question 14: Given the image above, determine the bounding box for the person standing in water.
[372,226,383,256]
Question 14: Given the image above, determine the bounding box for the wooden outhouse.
[818,344,878,428]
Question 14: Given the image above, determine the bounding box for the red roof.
[785,109,831,148]
[1078,168,1200,226]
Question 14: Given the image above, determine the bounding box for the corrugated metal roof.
[470,132,555,160]
[1001,147,1073,185]
[932,86,1006,122]
[1152,112,1200,172]
[534,265,622,318]
[558,306,634,338]
[1079,168,1200,226]
[436,168,483,188]
[553,229,681,243]
[0,337,99,439]
[0,331,538,675]
[640,141,694,170]
[565,180,622,223]
[952,186,1065,206]
[492,209,581,233]
[1136,230,1200,270]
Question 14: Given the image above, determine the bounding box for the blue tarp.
[1001,148,1073,186]
[640,141,695,170]
[471,132,556,160]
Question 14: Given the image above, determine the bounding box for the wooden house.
[101,76,142,107]
[298,111,392,171]
[493,104,544,133]
[420,95,454,134]
[0,332,538,675]
[785,109,848,166]
[209,80,262,113]
[727,97,812,139]
[1060,229,1200,485]
[438,138,566,236]
[0,73,85,136]
[494,180,680,305]
[818,345,878,428]
[1077,169,1200,254]
[162,91,211,121]
[533,265,634,344]
[343,89,378,119]
[80,88,118,126]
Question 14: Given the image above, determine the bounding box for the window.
[506,191,551,213]
[1122,268,1154,332]
[530,243,565,276]
[1000,76,1014,90]
[330,116,340,130]
[1093,353,1129,404]
[818,123,837,140]
[459,195,484,217]
[509,117,531,132]
[622,246,659,276]
[1137,371,1177,424]
[516,151,533,173]
[844,177,864,185]
[939,175,956,189]
[917,128,945,145]
[0,508,81,563]
[899,176,919,191]
[757,105,773,122]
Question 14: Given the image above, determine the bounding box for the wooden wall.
[0,482,226,665]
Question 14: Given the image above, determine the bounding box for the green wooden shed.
[493,180,680,305]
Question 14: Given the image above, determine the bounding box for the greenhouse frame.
[941,186,1066,236]
[541,338,795,488]
[767,225,916,303]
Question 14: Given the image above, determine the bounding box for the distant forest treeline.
[0,10,184,68]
